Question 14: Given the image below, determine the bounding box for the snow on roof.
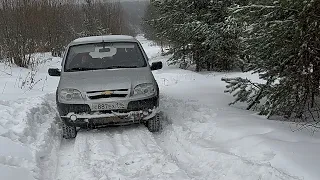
[70,35,137,46]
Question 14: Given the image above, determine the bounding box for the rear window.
[64,42,147,72]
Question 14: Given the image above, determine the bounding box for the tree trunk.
[195,51,200,72]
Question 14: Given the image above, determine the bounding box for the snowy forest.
[143,0,320,125]
[0,0,147,68]
[0,0,319,124]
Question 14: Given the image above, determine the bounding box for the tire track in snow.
[154,95,303,180]
[55,139,77,180]
[193,139,303,180]
[56,126,191,180]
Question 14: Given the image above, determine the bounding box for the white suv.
[48,35,163,139]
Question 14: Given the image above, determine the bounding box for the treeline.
[144,0,320,123]
[143,0,246,72]
[0,0,135,68]
[121,1,149,34]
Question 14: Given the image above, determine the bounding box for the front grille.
[87,89,128,93]
[89,94,127,100]
[57,96,159,116]
[87,89,129,100]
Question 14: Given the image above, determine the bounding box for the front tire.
[62,122,77,139]
[146,113,161,132]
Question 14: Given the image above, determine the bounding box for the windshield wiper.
[67,67,98,72]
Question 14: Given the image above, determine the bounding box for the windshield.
[64,42,147,72]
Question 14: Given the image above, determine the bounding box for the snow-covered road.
[54,95,302,180]
[1,36,320,180]
[56,125,189,180]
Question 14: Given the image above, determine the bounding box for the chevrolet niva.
[48,35,163,139]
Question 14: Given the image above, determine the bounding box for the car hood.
[58,67,155,92]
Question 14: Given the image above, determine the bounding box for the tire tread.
[147,113,161,132]
[62,122,77,139]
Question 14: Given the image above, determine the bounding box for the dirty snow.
[0,35,320,180]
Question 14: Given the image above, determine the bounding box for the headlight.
[60,89,83,101]
[133,83,156,96]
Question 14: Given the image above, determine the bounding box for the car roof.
[69,35,138,46]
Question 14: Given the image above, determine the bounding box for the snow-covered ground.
[0,54,62,179]
[1,36,320,180]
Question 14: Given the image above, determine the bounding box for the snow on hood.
[59,67,154,92]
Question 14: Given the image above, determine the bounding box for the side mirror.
[150,61,163,71]
[48,68,61,76]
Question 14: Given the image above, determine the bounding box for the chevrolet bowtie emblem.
[101,90,113,95]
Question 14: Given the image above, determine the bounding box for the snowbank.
[0,54,61,180]
[0,94,61,180]
[0,53,61,101]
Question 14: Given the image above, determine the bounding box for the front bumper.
[57,96,159,128]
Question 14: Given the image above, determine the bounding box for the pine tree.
[224,0,320,121]
[146,0,243,71]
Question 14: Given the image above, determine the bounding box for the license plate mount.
[92,116,124,124]
[92,102,126,111]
